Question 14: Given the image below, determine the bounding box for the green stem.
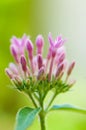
[38,93,46,130]
[46,92,57,111]
[39,111,46,130]
[33,93,39,101]
[28,92,38,108]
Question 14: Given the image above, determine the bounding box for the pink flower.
[47,33,66,80]
[10,34,28,63]
[48,32,66,58]
[5,33,75,90]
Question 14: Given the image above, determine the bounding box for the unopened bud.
[58,52,65,64]
[26,39,33,51]
[5,68,13,79]
[67,61,75,76]
[37,67,45,80]
[10,45,18,63]
[26,39,33,60]
[11,78,18,86]
[36,35,44,54]
[52,48,57,58]
[55,63,64,78]
[9,63,18,75]
[37,54,43,69]
[20,55,27,72]
[14,75,22,86]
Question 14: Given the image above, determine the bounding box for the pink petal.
[10,36,19,47]
[21,34,27,46]
[48,32,54,46]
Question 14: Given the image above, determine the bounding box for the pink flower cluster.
[5,33,75,87]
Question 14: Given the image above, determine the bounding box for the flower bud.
[48,57,54,80]
[20,55,27,72]
[55,62,64,78]
[26,39,33,51]
[36,35,44,54]
[58,52,65,64]
[14,75,22,86]
[26,39,33,60]
[5,68,13,79]
[67,61,75,76]
[37,54,43,69]
[10,45,18,63]
[9,63,18,75]
[37,67,45,80]
[51,48,57,58]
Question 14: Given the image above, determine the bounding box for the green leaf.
[15,107,41,130]
[50,104,86,114]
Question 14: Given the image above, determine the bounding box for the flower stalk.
[39,110,46,130]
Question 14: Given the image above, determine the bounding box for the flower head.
[5,33,75,97]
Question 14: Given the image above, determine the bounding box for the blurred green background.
[0,0,86,130]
